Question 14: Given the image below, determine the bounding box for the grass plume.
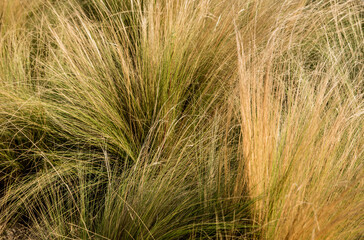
[0,0,363,239]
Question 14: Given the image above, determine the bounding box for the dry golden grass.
[0,0,363,239]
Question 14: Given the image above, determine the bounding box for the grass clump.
[0,0,363,239]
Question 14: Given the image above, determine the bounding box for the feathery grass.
[1,0,363,239]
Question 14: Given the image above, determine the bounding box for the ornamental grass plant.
[0,0,363,239]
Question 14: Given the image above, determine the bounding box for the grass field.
[0,0,363,239]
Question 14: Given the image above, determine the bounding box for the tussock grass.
[0,0,363,239]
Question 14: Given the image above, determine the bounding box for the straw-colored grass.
[1,0,363,239]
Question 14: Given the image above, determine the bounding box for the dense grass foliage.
[0,0,363,239]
